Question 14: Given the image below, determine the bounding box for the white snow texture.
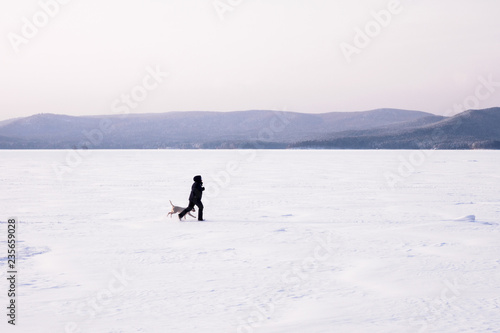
[1,150,499,333]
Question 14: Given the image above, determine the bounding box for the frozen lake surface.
[1,150,500,332]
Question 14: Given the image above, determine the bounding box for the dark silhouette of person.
[179,175,205,221]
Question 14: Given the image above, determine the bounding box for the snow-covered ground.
[1,149,499,333]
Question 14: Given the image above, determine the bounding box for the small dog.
[167,200,195,219]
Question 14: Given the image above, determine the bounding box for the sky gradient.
[1,0,500,121]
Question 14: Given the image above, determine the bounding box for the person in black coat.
[179,175,205,221]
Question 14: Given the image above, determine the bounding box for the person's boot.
[198,209,204,221]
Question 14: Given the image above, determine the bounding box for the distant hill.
[291,107,500,149]
[0,108,498,149]
[0,108,436,149]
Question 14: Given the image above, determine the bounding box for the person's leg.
[196,201,204,221]
[179,202,195,219]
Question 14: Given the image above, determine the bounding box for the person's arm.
[193,184,203,200]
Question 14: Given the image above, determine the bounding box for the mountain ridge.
[291,107,500,149]
[0,108,498,149]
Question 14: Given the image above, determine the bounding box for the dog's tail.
[169,200,174,207]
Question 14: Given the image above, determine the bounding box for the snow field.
[0,149,499,332]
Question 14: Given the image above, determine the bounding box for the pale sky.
[1,0,500,121]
